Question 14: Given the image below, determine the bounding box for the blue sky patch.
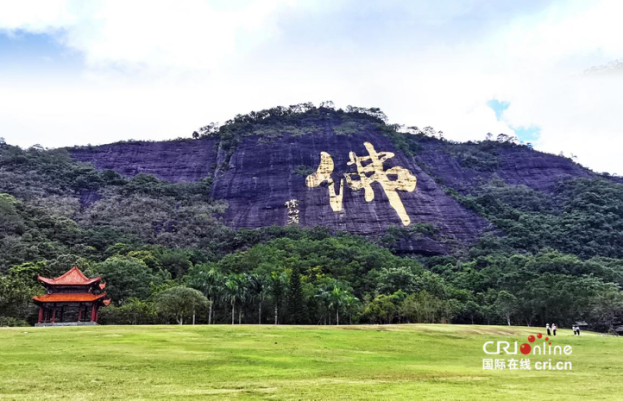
[513,125,541,142]
[487,98,540,143]
[0,31,81,73]
[487,99,510,121]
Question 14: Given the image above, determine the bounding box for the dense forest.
[1,104,622,332]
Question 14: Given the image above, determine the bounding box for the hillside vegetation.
[0,104,622,331]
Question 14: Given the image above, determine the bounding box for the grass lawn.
[0,324,620,400]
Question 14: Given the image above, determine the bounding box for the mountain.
[3,104,623,330]
[69,106,602,256]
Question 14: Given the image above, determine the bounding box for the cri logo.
[483,333,572,356]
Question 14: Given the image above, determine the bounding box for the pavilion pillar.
[38,307,43,324]
[78,305,83,322]
[90,303,98,322]
[51,307,56,324]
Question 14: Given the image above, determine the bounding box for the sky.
[0,0,622,174]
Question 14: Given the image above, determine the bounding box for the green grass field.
[0,324,620,400]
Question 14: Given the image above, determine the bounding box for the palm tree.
[225,275,242,325]
[248,274,266,324]
[269,271,286,325]
[315,287,331,325]
[208,271,225,325]
[328,286,346,325]
[343,293,360,325]
[318,281,356,325]
[186,267,224,325]
[236,275,248,324]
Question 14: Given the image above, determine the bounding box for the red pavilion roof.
[38,266,102,286]
[33,293,108,303]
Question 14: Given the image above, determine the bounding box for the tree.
[0,193,23,235]
[224,275,244,324]
[464,300,481,324]
[495,291,518,326]
[155,286,207,325]
[328,285,347,325]
[590,291,623,333]
[248,273,267,324]
[376,266,421,295]
[286,267,307,324]
[269,271,287,325]
[45,254,93,278]
[119,298,157,324]
[185,265,224,325]
[0,263,39,323]
[159,250,192,279]
[400,291,447,323]
[343,294,360,324]
[515,285,541,326]
[93,257,161,304]
[315,286,332,324]
[363,294,398,324]
[100,298,157,325]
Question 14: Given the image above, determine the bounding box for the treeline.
[2,233,622,331]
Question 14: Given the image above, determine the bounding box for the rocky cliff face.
[414,141,595,194]
[70,116,599,255]
[71,138,220,182]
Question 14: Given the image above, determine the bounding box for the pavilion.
[33,266,111,326]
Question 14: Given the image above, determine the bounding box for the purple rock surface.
[70,129,598,254]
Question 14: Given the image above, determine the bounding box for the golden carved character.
[345,142,416,226]
[305,142,417,226]
[305,152,344,212]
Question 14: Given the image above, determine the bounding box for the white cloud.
[0,0,74,32]
[0,0,622,174]
[0,0,287,72]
